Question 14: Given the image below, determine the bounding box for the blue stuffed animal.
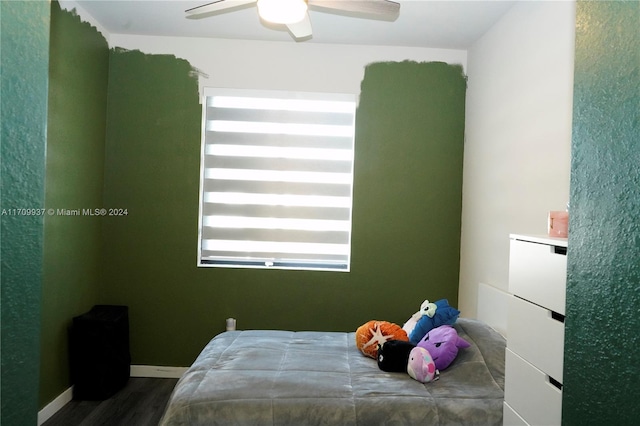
[408,299,460,344]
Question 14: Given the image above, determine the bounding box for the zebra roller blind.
[197,88,356,271]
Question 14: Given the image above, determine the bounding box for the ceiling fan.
[185,0,401,41]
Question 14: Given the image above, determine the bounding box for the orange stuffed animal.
[355,320,409,358]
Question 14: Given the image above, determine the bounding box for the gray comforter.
[160,318,505,425]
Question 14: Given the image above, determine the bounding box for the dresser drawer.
[503,401,528,426]
[509,236,567,315]
[504,349,562,426]
[507,295,564,381]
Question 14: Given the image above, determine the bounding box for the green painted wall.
[0,1,50,424]
[564,1,640,424]
[102,56,466,366]
[40,2,110,406]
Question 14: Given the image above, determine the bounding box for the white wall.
[109,34,466,99]
[59,0,111,43]
[63,0,468,98]
[459,1,576,323]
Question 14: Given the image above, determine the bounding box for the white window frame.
[197,88,356,272]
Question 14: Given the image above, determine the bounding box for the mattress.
[160,318,505,425]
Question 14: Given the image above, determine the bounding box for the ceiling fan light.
[257,0,307,25]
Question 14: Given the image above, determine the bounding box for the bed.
[160,318,505,425]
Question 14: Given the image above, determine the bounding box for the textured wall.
[40,2,110,407]
[0,1,50,424]
[101,56,466,366]
[564,1,640,423]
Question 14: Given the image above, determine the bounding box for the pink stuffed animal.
[407,347,439,383]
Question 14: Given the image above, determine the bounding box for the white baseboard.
[38,386,73,426]
[130,365,188,378]
[37,365,186,424]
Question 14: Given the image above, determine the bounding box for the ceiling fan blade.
[308,0,400,18]
[185,0,257,18]
[286,12,313,40]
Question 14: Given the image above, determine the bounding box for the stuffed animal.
[407,347,439,383]
[377,340,416,372]
[416,325,470,370]
[402,299,438,336]
[408,299,460,344]
[356,320,408,359]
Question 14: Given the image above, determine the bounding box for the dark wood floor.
[43,378,178,426]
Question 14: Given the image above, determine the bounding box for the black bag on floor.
[69,305,131,400]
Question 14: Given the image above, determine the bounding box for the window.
[197,88,356,271]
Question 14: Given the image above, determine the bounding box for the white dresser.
[503,234,568,426]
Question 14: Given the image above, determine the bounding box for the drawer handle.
[549,376,563,390]
[553,246,567,256]
[551,311,565,323]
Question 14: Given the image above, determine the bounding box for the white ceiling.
[74,0,516,49]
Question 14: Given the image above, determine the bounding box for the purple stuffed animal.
[417,325,470,370]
